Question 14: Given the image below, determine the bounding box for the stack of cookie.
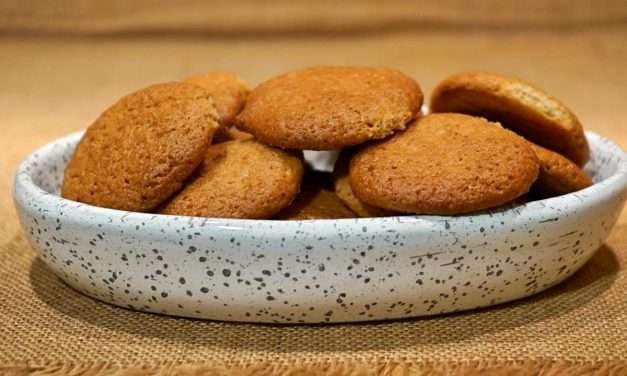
[62,67,592,219]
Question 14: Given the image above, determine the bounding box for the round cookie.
[333,154,395,218]
[430,72,589,166]
[349,113,540,214]
[160,140,304,219]
[278,186,356,220]
[184,72,249,126]
[62,82,219,212]
[529,142,592,197]
[212,126,254,143]
[236,66,423,150]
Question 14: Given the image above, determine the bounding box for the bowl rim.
[13,130,627,231]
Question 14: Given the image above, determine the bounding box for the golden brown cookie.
[278,186,356,220]
[236,66,423,150]
[529,142,592,197]
[184,72,249,126]
[430,72,589,166]
[333,154,395,217]
[212,126,254,143]
[160,140,304,219]
[349,113,540,214]
[62,82,219,212]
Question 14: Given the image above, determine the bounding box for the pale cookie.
[212,126,254,143]
[160,140,304,219]
[430,72,589,166]
[529,142,592,197]
[349,113,540,214]
[62,82,219,211]
[236,66,423,150]
[278,186,356,220]
[333,154,395,217]
[184,71,249,126]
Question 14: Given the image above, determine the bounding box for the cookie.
[62,82,219,212]
[333,154,395,217]
[212,126,254,143]
[184,72,249,126]
[278,185,356,220]
[349,113,540,214]
[236,66,423,150]
[529,142,592,197]
[430,72,589,166]
[160,140,304,219]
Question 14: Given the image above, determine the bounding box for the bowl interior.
[24,131,627,206]
[14,130,627,323]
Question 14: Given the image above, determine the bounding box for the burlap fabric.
[1,227,627,374]
[2,0,626,35]
[1,25,627,375]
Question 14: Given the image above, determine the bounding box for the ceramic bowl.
[13,131,627,323]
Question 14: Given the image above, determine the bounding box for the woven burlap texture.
[1,225,626,367]
[3,360,627,375]
[3,0,626,35]
[1,26,627,373]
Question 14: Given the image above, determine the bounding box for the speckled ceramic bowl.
[13,131,627,323]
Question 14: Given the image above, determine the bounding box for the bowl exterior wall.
[13,132,627,323]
